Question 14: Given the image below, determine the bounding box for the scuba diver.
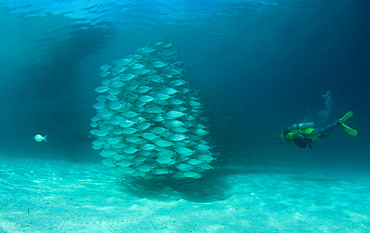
[279,111,358,149]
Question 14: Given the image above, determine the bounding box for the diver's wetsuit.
[305,122,338,139]
[286,122,339,148]
[283,111,357,149]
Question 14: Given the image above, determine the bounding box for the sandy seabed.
[0,157,369,233]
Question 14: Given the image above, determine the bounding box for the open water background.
[0,0,369,171]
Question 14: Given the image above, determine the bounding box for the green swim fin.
[342,123,358,136]
[339,111,353,123]
[338,111,358,136]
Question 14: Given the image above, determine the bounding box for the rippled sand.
[0,158,369,232]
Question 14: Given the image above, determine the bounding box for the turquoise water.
[0,0,369,231]
[2,158,370,232]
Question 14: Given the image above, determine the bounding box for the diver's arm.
[294,132,305,140]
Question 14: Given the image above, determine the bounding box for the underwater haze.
[0,0,368,167]
[0,0,370,232]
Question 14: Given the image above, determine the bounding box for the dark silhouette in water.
[279,111,358,149]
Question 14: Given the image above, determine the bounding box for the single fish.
[34,134,47,142]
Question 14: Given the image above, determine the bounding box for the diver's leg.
[306,122,338,138]
[316,123,338,138]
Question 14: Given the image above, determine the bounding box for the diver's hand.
[304,138,312,143]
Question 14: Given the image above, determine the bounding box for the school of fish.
[90,41,214,179]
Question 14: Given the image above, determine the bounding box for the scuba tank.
[288,122,314,130]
